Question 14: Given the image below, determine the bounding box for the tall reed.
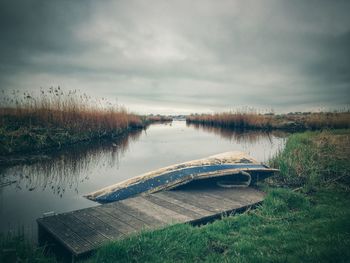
[186,111,273,129]
[186,111,350,130]
[0,87,143,134]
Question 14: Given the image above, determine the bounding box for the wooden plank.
[97,203,151,231]
[71,209,124,240]
[176,189,243,209]
[89,207,137,235]
[177,190,240,211]
[38,216,94,255]
[111,202,168,228]
[57,213,109,247]
[161,190,231,213]
[205,188,265,205]
[153,191,213,217]
[121,196,194,224]
[143,194,204,220]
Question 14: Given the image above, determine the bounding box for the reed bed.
[146,115,173,122]
[0,88,145,154]
[0,88,143,132]
[186,111,350,131]
[186,112,273,129]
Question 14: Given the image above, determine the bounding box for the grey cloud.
[0,0,349,113]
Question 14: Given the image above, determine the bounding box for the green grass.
[0,234,56,263]
[269,129,350,190]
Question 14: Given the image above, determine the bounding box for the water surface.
[0,121,287,240]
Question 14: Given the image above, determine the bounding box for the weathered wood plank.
[204,187,265,205]
[143,194,204,220]
[153,191,213,217]
[89,207,137,234]
[97,204,150,231]
[71,209,124,240]
[178,190,240,211]
[57,213,109,247]
[176,189,243,209]
[111,202,168,227]
[121,196,194,224]
[38,216,94,255]
[161,190,232,212]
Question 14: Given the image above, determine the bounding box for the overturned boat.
[85,151,278,203]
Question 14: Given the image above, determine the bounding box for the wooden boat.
[85,151,278,203]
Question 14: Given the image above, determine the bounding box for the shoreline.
[0,126,145,159]
[0,128,143,168]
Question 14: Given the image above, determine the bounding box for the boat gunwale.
[85,151,279,202]
[89,166,278,202]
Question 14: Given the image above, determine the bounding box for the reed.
[186,111,350,131]
[146,115,173,122]
[186,111,273,129]
[0,88,143,132]
[0,88,145,154]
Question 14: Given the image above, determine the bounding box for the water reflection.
[0,129,143,197]
[187,122,289,143]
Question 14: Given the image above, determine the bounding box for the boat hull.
[85,151,278,203]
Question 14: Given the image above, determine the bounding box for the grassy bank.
[269,129,350,190]
[1,130,349,262]
[0,88,146,155]
[186,111,350,131]
[89,189,349,263]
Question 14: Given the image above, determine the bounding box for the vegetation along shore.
[186,111,350,131]
[1,129,349,262]
[0,88,172,156]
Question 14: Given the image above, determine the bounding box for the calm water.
[0,121,287,240]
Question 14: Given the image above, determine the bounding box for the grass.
[88,189,350,263]
[186,111,350,131]
[0,233,56,263]
[1,129,349,262]
[0,88,145,155]
[269,129,350,190]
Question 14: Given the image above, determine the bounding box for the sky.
[0,0,349,114]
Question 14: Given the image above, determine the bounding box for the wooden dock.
[37,187,265,258]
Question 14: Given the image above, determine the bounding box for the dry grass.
[284,112,350,129]
[0,88,143,133]
[146,115,173,122]
[187,111,350,131]
[0,88,145,154]
[186,112,273,129]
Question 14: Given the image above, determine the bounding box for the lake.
[0,121,287,240]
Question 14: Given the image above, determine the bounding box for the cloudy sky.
[0,0,349,114]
